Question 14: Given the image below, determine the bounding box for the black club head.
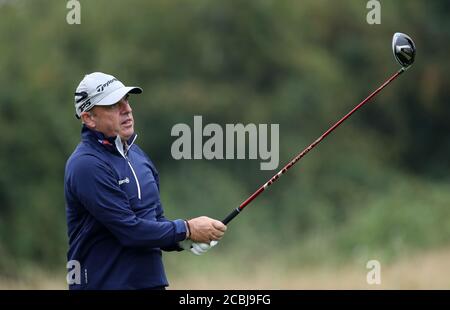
[392,32,416,69]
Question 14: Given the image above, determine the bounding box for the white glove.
[191,241,218,255]
[179,240,218,255]
[179,239,193,251]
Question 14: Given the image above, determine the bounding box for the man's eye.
[107,103,119,109]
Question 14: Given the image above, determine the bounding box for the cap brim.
[96,86,143,106]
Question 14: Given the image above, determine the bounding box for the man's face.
[83,94,134,140]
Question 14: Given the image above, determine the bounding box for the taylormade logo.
[96,78,118,92]
[171,116,279,170]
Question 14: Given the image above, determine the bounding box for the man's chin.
[120,126,134,141]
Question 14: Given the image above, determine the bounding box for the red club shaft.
[222,68,405,225]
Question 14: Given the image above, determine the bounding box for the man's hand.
[187,216,227,243]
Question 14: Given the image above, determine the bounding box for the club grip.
[222,208,241,225]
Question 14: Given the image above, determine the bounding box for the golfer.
[64,72,227,290]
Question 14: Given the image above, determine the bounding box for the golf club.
[221,32,416,225]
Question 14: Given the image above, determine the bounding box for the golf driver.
[221,32,416,225]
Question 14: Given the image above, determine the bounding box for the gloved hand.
[179,240,218,255]
[191,241,218,255]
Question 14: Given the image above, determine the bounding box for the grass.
[3,245,450,289]
[168,245,450,289]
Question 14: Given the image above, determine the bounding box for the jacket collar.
[81,125,137,156]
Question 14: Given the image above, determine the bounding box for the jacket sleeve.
[68,155,187,248]
[155,202,185,252]
[138,147,185,252]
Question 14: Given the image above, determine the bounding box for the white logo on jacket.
[118,177,130,185]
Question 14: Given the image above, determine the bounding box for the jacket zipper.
[127,159,141,200]
[114,136,141,200]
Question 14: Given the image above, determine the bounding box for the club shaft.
[222,68,405,225]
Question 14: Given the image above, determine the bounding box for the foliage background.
[0,0,449,288]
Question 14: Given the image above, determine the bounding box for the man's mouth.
[122,119,133,126]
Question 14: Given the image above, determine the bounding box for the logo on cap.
[96,78,118,93]
[74,91,92,116]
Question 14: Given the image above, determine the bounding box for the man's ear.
[80,111,95,128]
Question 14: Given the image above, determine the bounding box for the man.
[64,72,227,289]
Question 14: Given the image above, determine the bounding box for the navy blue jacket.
[64,126,187,289]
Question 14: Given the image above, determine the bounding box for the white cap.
[74,72,142,118]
